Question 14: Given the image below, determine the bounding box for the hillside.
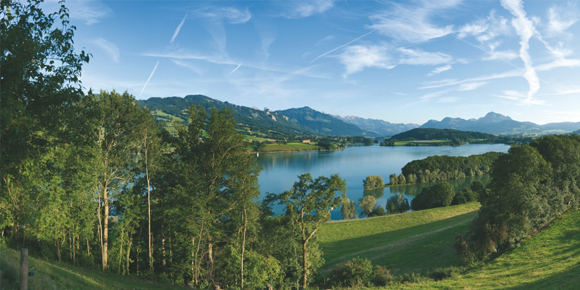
[275,106,378,136]
[421,112,580,135]
[0,247,184,290]
[139,95,316,137]
[378,209,580,289]
[337,115,419,136]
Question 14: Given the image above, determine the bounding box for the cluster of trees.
[363,176,385,190]
[1,2,347,289]
[455,134,580,264]
[411,181,484,211]
[340,192,411,219]
[381,128,496,146]
[388,152,503,185]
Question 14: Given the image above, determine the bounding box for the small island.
[380,128,497,146]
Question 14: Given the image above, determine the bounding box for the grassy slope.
[377,209,580,289]
[0,247,184,290]
[318,203,480,274]
[260,142,323,152]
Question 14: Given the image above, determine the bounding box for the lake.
[257,143,510,220]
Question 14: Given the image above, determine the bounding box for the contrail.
[230,63,242,75]
[140,61,159,97]
[310,29,376,64]
[170,13,188,44]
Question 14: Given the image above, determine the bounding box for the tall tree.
[266,173,346,289]
[0,0,89,241]
[89,90,145,270]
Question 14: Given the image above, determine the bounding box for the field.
[259,142,324,152]
[375,209,580,289]
[318,203,481,275]
[0,246,184,290]
[150,110,186,135]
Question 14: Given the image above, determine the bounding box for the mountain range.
[139,95,580,137]
[420,112,580,135]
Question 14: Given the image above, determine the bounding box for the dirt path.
[321,216,474,273]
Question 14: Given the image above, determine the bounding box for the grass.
[151,110,186,135]
[318,202,481,274]
[259,142,324,152]
[372,209,580,289]
[0,246,185,290]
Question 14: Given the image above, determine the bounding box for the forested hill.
[139,95,317,137]
[389,128,496,142]
[421,112,580,134]
[275,106,377,136]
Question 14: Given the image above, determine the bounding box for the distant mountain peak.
[480,112,512,122]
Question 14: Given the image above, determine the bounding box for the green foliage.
[340,198,358,220]
[388,152,502,185]
[328,257,374,288]
[363,175,385,190]
[460,135,580,261]
[264,173,346,289]
[140,95,316,138]
[411,182,455,211]
[386,193,410,214]
[384,128,496,145]
[359,195,377,217]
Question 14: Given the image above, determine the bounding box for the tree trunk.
[118,226,124,274]
[241,207,247,290]
[302,241,308,290]
[146,142,153,274]
[126,226,134,275]
[56,238,61,262]
[162,236,166,267]
[86,238,91,258]
[103,188,109,271]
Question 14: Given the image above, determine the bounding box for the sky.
[43,0,580,125]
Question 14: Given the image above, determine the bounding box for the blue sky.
[46,0,580,125]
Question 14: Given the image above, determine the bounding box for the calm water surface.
[257,143,510,220]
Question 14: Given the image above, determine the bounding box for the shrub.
[372,265,392,286]
[429,267,454,281]
[328,257,373,287]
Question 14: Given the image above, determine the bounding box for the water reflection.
[257,144,509,220]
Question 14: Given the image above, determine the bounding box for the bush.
[399,272,422,284]
[429,267,454,281]
[372,265,392,286]
[328,257,373,288]
[369,205,386,217]
[363,175,384,190]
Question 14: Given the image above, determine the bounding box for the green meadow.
[0,246,184,290]
[318,203,480,274]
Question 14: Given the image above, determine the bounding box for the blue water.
[256,143,510,220]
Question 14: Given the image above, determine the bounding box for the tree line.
[454,134,580,264]
[388,152,503,186]
[1,1,347,289]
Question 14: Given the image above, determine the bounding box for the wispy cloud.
[170,13,188,44]
[493,90,545,105]
[92,38,120,63]
[286,0,335,18]
[171,59,203,75]
[45,0,111,25]
[458,82,487,91]
[420,69,522,90]
[310,30,375,64]
[339,45,394,76]
[547,4,579,35]
[143,50,328,79]
[397,48,452,65]
[199,7,251,24]
[457,10,511,43]
[428,65,452,76]
[501,0,540,104]
[368,0,460,43]
[140,61,159,97]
